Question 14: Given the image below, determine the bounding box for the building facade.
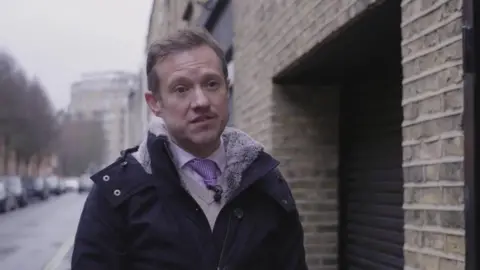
[68,71,139,165]
[232,0,475,270]
[146,0,479,269]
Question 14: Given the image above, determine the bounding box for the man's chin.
[188,130,220,145]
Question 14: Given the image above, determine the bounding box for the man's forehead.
[156,46,221,74]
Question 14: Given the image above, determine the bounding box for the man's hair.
[146,27,228,94]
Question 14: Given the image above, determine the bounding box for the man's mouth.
[191,115,214,123]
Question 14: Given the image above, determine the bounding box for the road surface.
[0,192,87,270]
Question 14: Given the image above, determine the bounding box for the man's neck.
[173,139,221,159]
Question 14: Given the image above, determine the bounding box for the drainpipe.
[462,0,477,269]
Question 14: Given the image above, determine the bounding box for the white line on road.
[42,234,75,270]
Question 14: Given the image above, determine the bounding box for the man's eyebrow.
[202,71,223,77]
[169,72,191,80]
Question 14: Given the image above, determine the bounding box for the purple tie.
[187,158,219,186]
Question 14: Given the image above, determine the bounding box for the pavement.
[0,192,87,270]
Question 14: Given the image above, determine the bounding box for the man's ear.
[145,92,162,117]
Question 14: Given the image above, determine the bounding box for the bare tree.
[17,78,58,158]
[0,51,58,165]
[0,52,28,140]
[0,50,105,177]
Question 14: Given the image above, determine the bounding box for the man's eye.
[174,85,188,93]
[206,80,219,89]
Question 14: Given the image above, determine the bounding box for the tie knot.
[187,158,219,186]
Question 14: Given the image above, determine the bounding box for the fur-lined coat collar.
[132,117,265,199]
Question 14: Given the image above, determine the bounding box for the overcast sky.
[0,0,153,110]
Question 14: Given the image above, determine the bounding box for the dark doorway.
[464,0,480,269]
[273,0,404,268]
[338,79,403,270]
[337,1,403,268]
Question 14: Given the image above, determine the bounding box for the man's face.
[145,45,229,150]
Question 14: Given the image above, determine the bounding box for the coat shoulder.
[255,166,297,213]
[90,154,156,208]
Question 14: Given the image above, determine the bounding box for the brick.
[419,140,442,160]
[438,162,463,181]
[423,232,446,251]
[417,254,440,270]
[442,136,464,156]
[439,258,465,270]
[440,210,465,229]
[419,95,444,116]
[443,186,464,205]
[305,212,338,223]
[305,245,336,257]
[444,88,463,110]
[404,166,425,183]
[405,229,423,247]
[403,144,415,162]
[404,102,420,121]
[425,164,440,181]
[415,187,444,204]
[404,250,420,268]
[445,235,465,255]
[404,187,414,203]
[405,209,426,226]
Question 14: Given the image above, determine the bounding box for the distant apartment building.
[126,68,147,146]
[68,71,139,165]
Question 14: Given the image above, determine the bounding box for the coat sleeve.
[272,207,308,270]
[71,185,127,270]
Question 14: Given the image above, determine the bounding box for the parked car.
[22,176,49,201]
[57,178,67,194]
[4,175,28,208]
[78,174,93,193]
[0,177,17,213]
[45,175,63,195]
[64,177,79,192]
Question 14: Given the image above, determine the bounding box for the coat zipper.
[217,213,233,270]
[163,141,233,269]
[162,142,212,230]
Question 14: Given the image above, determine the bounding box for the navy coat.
[71,127,307,270]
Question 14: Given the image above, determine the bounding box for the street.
[0,192,87,270]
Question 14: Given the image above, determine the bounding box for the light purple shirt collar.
[168,138,226,174]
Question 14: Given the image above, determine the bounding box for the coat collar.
[90,117,296,213]
[132,117,266,200]
[90,138,296,213]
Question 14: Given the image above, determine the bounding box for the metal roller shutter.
[339,80,404,270]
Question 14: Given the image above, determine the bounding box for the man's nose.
[191,86,209,107]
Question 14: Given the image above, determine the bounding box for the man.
[71,27,307,270]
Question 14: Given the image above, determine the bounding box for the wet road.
[0,192,87,270]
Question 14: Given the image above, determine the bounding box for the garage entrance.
[337,2,404,268]
[273,1,403,269]
[339,77,403,269]
[464,0,480,269]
